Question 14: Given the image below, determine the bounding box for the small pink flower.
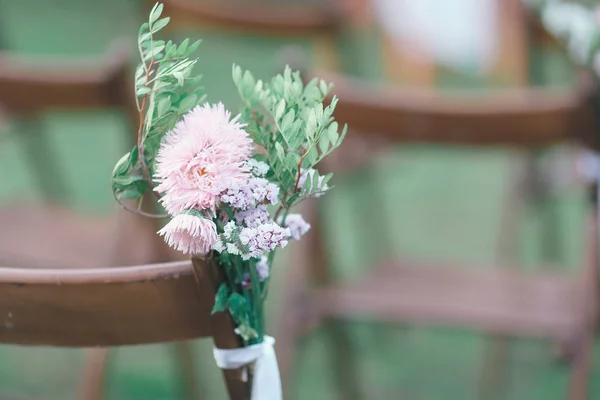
[220,178,279,209]
[220,184,254,210]
[238,222,290,260]
[248,178,279,205]
[278,213,310,240]
[235,206,270,228]
[256,256,270,280]
[158,213,217,255]
[154,103,254,215]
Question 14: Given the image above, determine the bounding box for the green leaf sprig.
[232,65,347,219]
[111,3,204,212]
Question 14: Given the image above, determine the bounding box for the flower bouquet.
[111,3,346,398]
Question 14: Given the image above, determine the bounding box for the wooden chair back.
[0,261,209,346]
[0,39,138,203]
[315,69,597,177]
[162,0,341,36]
[304,0,597,182]
[0,257,250,398]
[0,39,137,141]
[161,0,343,71]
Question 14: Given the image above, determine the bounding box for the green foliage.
[226,293,251,322]
[226,292,258,341]
[233,64,346,207]
[111,2,204,203]
[111,149,148,199]
[212,283,230,314]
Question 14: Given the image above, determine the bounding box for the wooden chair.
[0,257,252,399]
[274,2,597,398]
[276,67,599,399]
[0,39,138,205]
[0,41,202,399]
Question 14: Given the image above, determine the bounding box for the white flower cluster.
[256,256,270,280]
[235,206,270,228]
[214,221,290,260]
[213,160,290,260]
[220,162,279,210]
[246,158,270,177]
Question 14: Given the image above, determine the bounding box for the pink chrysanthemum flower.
[154,103,254,215]
[158,213,217,255]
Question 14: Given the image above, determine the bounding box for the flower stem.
[248,260,264,340]
[232,257,255,344]
[113,192,169,219]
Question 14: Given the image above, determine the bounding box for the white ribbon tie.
[213,335,282,400]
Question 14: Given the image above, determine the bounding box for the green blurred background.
[0,0,598,399]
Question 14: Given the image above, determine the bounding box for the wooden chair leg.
[525,150,563,262]
[275,200,327,394]
[324,318,363,400]
[275,266,312,394]
[567,328,594,400]
[304,196,364,400]
[476,337,512,400]
[173,342,202,400]
[567,211,599,400]
[79,348,110,400]
[274,298,308,398]
[477,155,526,400]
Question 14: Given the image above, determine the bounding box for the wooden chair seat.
[314,259,581,341]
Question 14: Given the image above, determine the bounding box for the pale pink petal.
[158,213,217,255]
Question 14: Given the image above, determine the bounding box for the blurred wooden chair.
[0,39,155,268]
[0,257,252,399]
[0,41,201,399]
[334,0,579,261]
[277,68,599,400]
[274,1,600,399]
[159,0,343,106]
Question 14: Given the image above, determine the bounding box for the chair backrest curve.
[0,260,212,347]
